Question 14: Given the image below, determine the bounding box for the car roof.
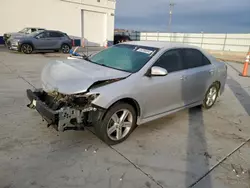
[44,30,63,33]
[124,41,201,50]
[26,27,45,30]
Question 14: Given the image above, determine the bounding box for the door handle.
[209,70,215,75]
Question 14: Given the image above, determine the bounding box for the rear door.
[180,48,214,105]
[47,31,64,49]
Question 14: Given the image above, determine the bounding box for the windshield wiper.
[83,56,96,63]
[82,57,127,71]
[83,57,109,68]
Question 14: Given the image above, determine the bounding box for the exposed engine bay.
[26,58,131,132]
[27,89,105,132]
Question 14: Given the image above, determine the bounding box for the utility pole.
[168,2,176,32]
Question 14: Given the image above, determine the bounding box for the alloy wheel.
[22,44,32,54]
[205,86,217,107]
[107,109,133,141]
[61,45,70,53]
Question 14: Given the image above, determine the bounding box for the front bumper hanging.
[26,89,101,131]
[27,89,58,124]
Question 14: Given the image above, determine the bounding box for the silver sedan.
[27,41,227,145]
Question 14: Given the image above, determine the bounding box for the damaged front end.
[26,89,105,131]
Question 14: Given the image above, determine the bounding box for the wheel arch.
[61,43,72,48]
[104,97,141,119]
[20,41,34,48]
[213,81,221,90]
[19,42,35,53]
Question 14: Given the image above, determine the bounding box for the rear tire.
[61,44,70,54]
[202,83,219,109]
[94,102,137,145]
[21,44,33,54]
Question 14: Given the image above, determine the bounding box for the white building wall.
[0,0,115,45]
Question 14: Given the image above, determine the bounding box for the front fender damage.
[27,75,129,131]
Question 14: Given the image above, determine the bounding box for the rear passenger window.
[182,49,210,69]
[154,49,183,73]
[203,55,211,65]
[49,32,63,38]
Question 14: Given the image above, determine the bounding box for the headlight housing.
[72,93,100,106]
[84,93,100,101]
[12,40,20,45]
[9,38,20,45]
[74,93,100,101]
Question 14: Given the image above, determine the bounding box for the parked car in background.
[26,41,227,145]
[8,30,72,54]
[114,34,132,45]
[3,27,45,45]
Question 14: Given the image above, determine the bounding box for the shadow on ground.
[186,106,212,188]
[227,77,250,116]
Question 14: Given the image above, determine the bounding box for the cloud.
[115,0,250,32]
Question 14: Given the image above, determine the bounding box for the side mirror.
[148,66,168,76]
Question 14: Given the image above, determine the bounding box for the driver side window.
[36,32,49,39]
[154,49,183,73]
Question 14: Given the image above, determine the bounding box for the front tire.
[94,102,137,145]
[61,44,70,54]
[202,83,219,109]
[21,44,33,54]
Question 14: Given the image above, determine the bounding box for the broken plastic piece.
[85,145,92,152]
[119,173,125,181]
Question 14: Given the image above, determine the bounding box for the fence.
[126,32,250,53]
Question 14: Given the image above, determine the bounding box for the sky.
[115,0,250,33]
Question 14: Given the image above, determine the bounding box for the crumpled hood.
[41,59,131,95]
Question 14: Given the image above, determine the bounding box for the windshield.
[19,28,30,33]
[89,44,159,73]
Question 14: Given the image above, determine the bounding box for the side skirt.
[137,101,202,125]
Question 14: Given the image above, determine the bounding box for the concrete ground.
[207,50,248,64]
[0,46,250,188]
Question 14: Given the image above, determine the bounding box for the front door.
[138,49,187,118]
[34,31,53,49]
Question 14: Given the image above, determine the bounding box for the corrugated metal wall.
[129,32,250,53]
